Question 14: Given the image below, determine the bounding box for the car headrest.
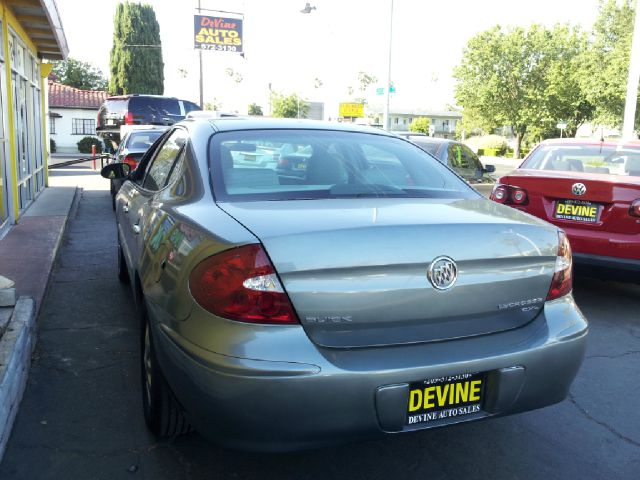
[625,156,640,173]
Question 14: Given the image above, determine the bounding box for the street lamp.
[300,2,316,14]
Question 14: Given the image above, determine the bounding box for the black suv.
[96,95,201,145]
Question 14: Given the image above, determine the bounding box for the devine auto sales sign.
[194,15,243,53]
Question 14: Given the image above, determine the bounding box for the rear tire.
[141,306,191,437]
[117,241,130,284]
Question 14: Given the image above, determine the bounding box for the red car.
[490,139,640,279]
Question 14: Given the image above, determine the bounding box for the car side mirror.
[483,164,496,173]
[101,163,131,180]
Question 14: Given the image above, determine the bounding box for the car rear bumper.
[152,295,588,452]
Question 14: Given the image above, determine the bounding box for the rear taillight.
[511,188,528,205]
[630,199,640,218]
[491,185,509,203]
[124,112,134,125]
[189,244,299,324]
[123,155,138,169]
[546,231,573,301]
[490,184,529,205]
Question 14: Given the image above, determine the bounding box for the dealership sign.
[339,103,365,118]
[194,15,243,53]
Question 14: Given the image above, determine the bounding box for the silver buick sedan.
[101,117,587,452]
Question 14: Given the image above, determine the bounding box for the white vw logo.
[428,256,458,290]
[572,183,587,196]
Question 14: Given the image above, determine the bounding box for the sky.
[54,0,603,117]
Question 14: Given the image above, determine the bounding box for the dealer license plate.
[554,199,600,222]
[406,372,484,426]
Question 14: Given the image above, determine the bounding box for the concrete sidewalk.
[0,164,104,461]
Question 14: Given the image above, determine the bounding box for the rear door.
[117,128,188,276]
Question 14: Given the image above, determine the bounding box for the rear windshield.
[129,97,181,116]
[521,144,640,177]
[125,130,165,150]
[411,139,442,157]
[102,99,127,115]
[209,129,477,202]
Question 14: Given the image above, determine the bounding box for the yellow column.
[2,4,19,221]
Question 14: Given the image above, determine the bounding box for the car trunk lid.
[502,169,640,236]
[218,198,559,348]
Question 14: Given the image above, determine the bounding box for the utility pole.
[383,0,394,131]
[198,0,204,108]
[622,0,640,139]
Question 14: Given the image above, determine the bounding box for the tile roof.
[48,81,108,109]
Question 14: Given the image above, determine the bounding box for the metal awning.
[7,0,69,60]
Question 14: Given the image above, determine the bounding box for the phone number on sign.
[196,45,240,52]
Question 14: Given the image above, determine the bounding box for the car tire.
[117,241,130,284]
[110,181,116,211]
[141,306,191,438]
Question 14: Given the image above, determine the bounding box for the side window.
[448,145,464,169]
[461,145,483,172]
[143,129,187,191]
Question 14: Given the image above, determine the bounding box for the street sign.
[376,87,384,95]
[557,122,567,129]
[339,103,365,118]
[389,86,396,93]
[194,15,244,53]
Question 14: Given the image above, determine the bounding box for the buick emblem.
[572,183,586,196]
[428,256,458,290]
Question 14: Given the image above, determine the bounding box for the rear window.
[209,129,476,202]
[411,139,442,157]
[130,97,181,116]
[522,144,640,177]
[102,99,128,115]
[125,130,165,150]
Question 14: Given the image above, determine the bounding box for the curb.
[0,297,36,462]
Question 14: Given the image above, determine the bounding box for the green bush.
[468,135,508,156]
[50,138,56,154]
[77,136,103,154]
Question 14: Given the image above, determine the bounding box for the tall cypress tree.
[109,2,164,95]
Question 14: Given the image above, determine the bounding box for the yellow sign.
[339,103,364,118]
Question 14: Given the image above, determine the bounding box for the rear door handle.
[132,223,141,235]
[123,203,130,213]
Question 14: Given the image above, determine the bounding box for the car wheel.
[141,307,191,437]
[117,241,130,284]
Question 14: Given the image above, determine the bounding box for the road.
[0,166,638,479]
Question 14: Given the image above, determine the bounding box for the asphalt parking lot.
[0,167,638,479]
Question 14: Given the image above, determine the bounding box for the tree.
[409,118,431,134]
[51,58,107,90]
[454,24,590,157]
[271,92,308,118]
[581,0,635,127]
[248,103,263,116]
[109,2,164,95]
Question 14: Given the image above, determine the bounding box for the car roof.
[184,117,398,137]
[539,138,640,148]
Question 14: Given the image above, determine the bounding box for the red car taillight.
[491,185,509,203]
[546,231,573,301]
[189,244,299,324]
[630,199,640,218]
[124,111,134,125]
[123,155,138,169]
[490,184,528,205]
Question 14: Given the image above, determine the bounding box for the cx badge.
[428,256,458,290]
[572,183,587,196]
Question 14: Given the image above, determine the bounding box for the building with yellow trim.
[0,0,67,237]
